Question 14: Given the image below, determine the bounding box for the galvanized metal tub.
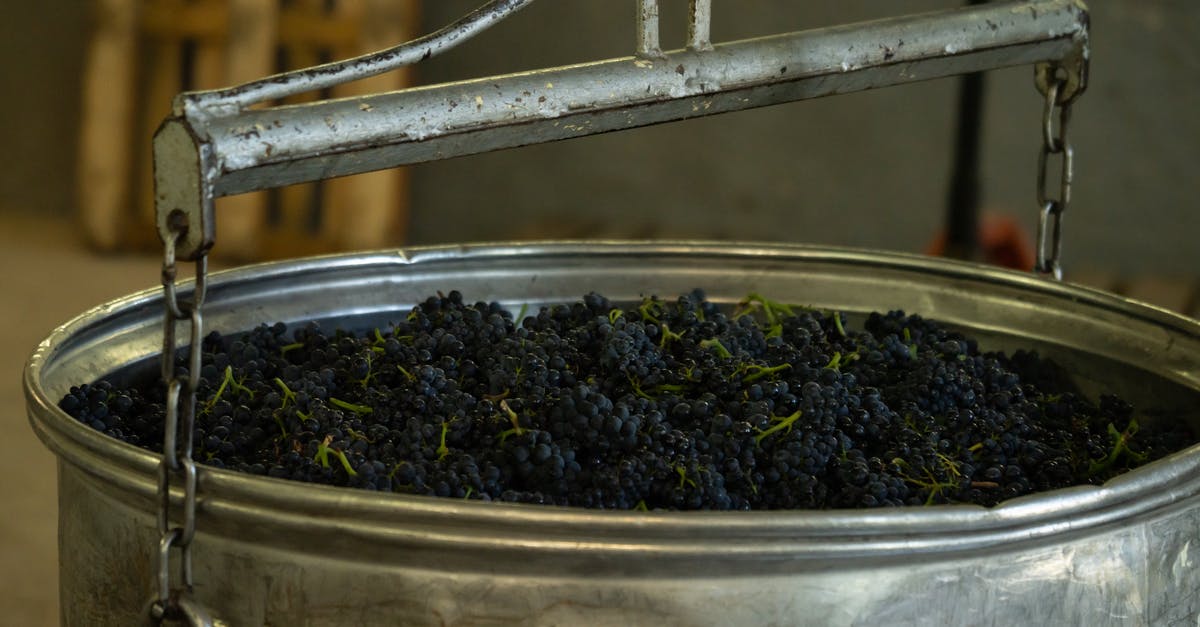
[25,242,1200,626]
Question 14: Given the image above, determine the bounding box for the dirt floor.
[1,213,168,626]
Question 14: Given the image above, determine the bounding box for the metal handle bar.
[155,0,1088,261]
[179,0,536,116]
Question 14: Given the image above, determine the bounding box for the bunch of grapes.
[59,290,1191,510]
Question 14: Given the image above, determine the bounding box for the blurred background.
[6,1,1200,274]
[1,1,1197,624]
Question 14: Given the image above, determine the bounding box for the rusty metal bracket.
[1035,47,1089,105]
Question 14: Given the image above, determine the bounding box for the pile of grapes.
[59,290,1192,510]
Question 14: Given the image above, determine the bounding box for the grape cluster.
[59,290,1192,510]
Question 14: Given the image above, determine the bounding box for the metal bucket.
[25,243,1200,626]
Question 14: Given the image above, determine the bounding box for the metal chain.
[153,216,210,626]
[1034,70,1074,280]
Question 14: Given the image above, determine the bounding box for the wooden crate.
[78,0,420,261]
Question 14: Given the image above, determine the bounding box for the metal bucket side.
[26,242,1200,625]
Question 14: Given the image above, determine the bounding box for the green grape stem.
[823,350,859,372]
[329,397,373,415]
[358,352,376,389]
[903,328,918,359]
[894,457,959,506]
[273,378,296,409]
[754,409,803,444]
[204,365,254,413]
[742,363,791,384]
[346,427,375,443]
[638,297,664,323]
[737,293,796,326]
[500,399,523,435]
[675,465,697,489]
[627,373,657,401]
[659,322,685,349]
[1088,419,1148,476]
[332,449,358,476]
[699,338,733,359]
[313,435,359,477]
[437,418,455,461]
[483,389,511,402]
[832,312,847,338]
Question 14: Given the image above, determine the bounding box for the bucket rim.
[25,240,1200,567]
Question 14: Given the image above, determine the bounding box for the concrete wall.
[408,0,1199,276]
[4,1,1197,276]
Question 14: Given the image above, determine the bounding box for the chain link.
[1034,72,1075,281]
[153,220,209,626]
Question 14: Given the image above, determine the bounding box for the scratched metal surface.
[153,0,1088,261]
[26,243,1200,625]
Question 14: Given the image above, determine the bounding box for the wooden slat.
[78,0,139,251]
[131,24,186,251]
[80,0,418,260]
[189,1,226,89]
[324,0,417,251]
[278,10,360,48]
[213,0,278,261]
[142,0,229,39]
[258,0,329,260]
